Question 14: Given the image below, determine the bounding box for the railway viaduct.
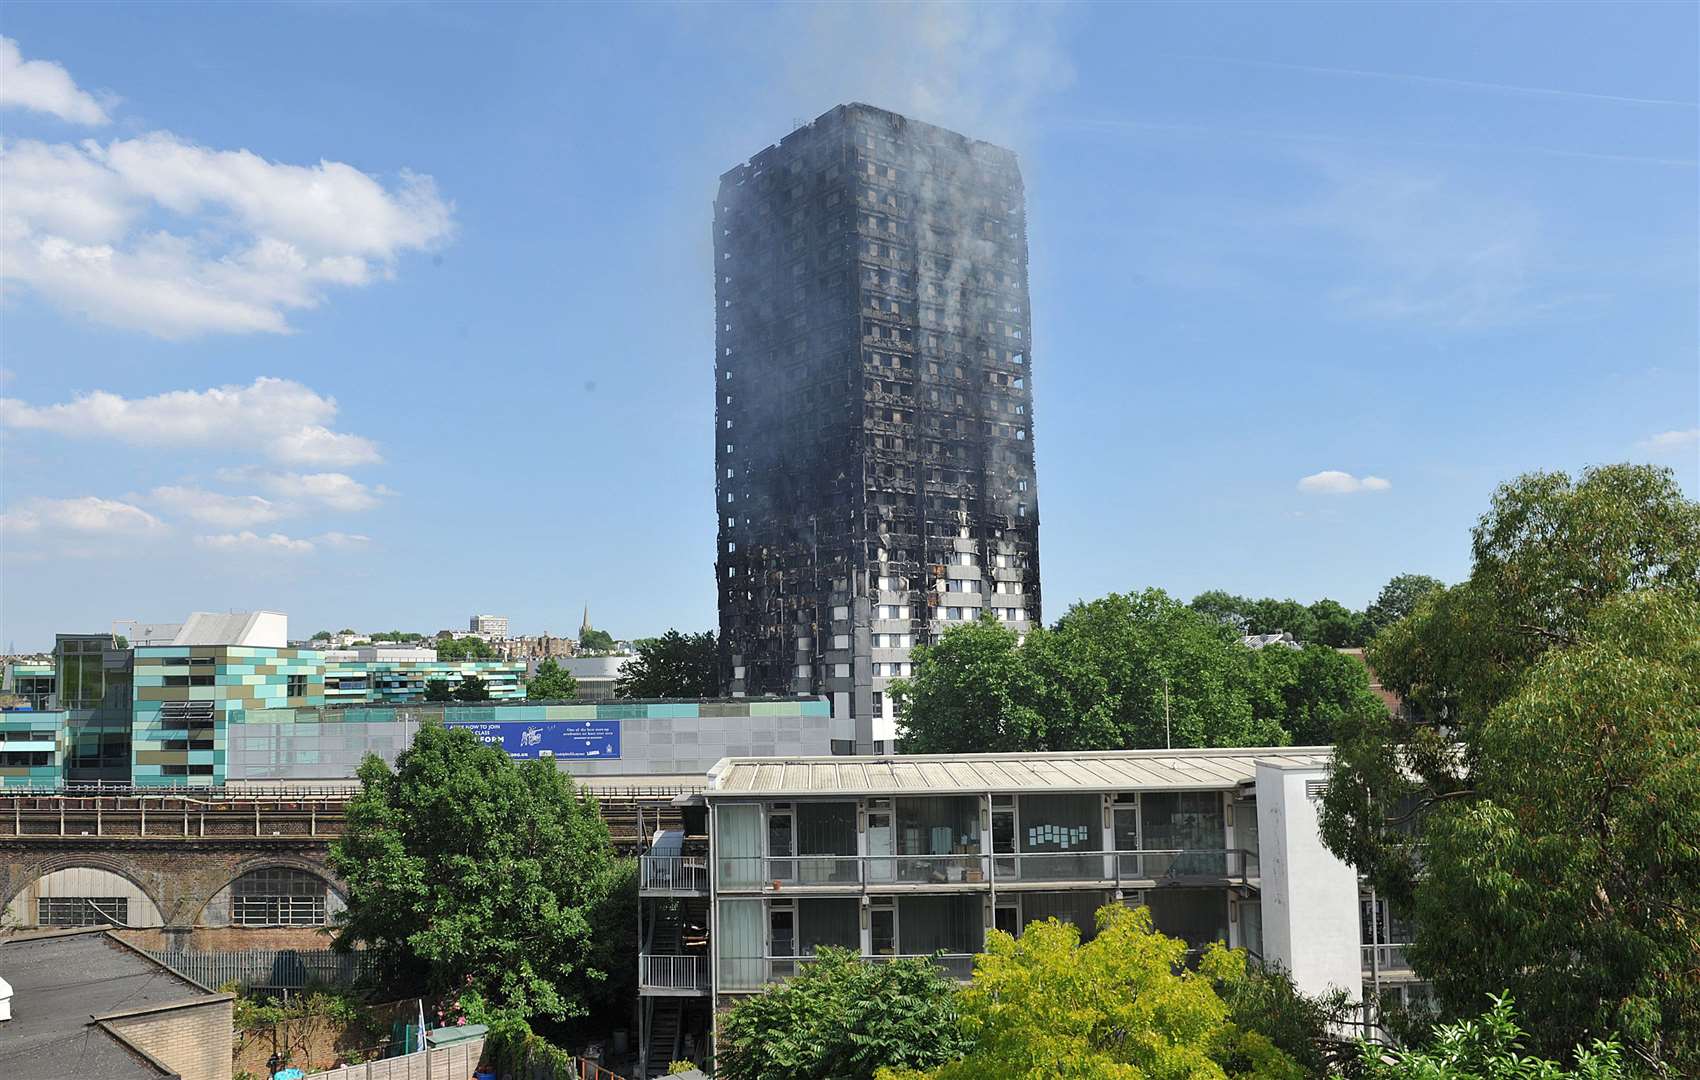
[1,786,682,932]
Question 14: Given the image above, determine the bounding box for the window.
[38,897,127,927]
[232,867,330,926]
[287,674,307,697]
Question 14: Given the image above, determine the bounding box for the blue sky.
[1,1,1695,651]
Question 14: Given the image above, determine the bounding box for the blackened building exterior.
[714,104,1041,750]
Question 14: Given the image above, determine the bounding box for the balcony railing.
[1362,944,1414,972]
[713,849,1257,892]
[639,953,710,993]
[720,953,977,991]
[639,855,710,894]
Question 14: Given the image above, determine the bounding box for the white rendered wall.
[1256,761,1362,1005]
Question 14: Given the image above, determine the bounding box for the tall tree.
[329,725,620,1021]
[614,630,718,698]
[1409,591,1700,1071]
[1190,590,1253,634]
[719,949,971,1080]
[1318,464,1700,1070]
[577,628,617,654]
[525,659,578,700]
[437,635,497,661]
[1306,598,1366,648]
[453,674,491,702]
[1361,573,1444,641]
[888,617,1044,754]
[880,905,1302,1080]
[1246,643,1387,746]
[424,678,454,702]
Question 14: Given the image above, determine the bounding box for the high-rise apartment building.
[469,614,509,641]
[715,103,1041,751]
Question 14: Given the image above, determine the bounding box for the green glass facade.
[0,710,66,788]
[131,646,326,787]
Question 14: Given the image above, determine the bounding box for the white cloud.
[1298,470,1392,495]
[216,468,385,512]
[195,530,315,555]
[1638,428,1699,456]
[1,125,453,337]
[146,486,281,529]
[0,37,110,125]
[318,531,371,549]
[1,495,163,534]
[2,377,381,467]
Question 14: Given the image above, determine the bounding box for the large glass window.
[717,804,762,888]
[719,899,764,989]
[796,802,858,884]
[1144,888,1229,952]
[898,894,982,955]
[798,898,859,955]
[1142,792,1227,877]
[38,897,127,927]
[1017,793,1101,881]
[895,795,981,882]
[1022,890,1110,942]
[231,868,329,926]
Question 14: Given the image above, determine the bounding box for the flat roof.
[0,929,222,1079]
[703,746,1332,797]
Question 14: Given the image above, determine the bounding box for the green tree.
[1321,465,1700,907]
[1361,573,1444,641]
[1191,590,1253,633]
[1407,591,1700,1071]
[881,905,1302,1080]
[578,628,617,654]
[452,674,491,702]
[895,594,1288,753]
[1357,994,1625,1080]
[1247,643,1387,746]
[437,635,497,661]
[329,724,619,1020]
[719,948,971,1080]
[525,659,578,700]
[423,678,454,702]
[1306,598,1366,647]
[311,630,333,641]
[1244,598,1319,644]
[614,630,718,698]
[1319,464,1700,1069]
[888,617,1045,753]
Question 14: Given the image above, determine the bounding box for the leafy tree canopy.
[1407,590,1700,1071]
[437,635,498,661]
[893,592,1302,753]
[1362,573,1444,641]
[423,678,454,702]
[615,630,718,698]
[719,948,971,1080]
[1318,464,1700,1070]
[1357,994,1625,1080]
[1246,643,1387,747]
[452,674,491,702]
[525,658,579,700]
[311,630,333,640]
[880,905,1302,1080]
[577,628,617,654]
[329,725,621,1021]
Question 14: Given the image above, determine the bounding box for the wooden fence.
[304,1037,484,1080]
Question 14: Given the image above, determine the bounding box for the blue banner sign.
[445,720,621,760]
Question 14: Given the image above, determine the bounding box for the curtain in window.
[1021,890,1109,942]
[1235,798,1260,876]
[797,802,857,855]
[718,899,764,989]
[898,894,982,955]
[718,804,762,888]
[1144,887,1229,950]
[799,898,860,955]
[895,796,980,855]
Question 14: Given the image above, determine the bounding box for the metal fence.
[144,947,381,991]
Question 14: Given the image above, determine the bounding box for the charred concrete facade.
[714,104,1041,750]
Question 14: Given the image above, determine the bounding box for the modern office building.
[470,614,510,640]
[321,647,526,705]
[714,103,1041,751]
[636,747,1365,1077]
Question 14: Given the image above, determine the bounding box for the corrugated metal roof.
[704,746,1331,797]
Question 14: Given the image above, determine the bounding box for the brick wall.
[100,995,235,1080]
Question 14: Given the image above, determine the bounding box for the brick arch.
[0,851,164,914]
[189,853,345,928]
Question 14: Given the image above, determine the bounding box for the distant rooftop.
[704,746,1333,797]
[0,929,226,1080]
